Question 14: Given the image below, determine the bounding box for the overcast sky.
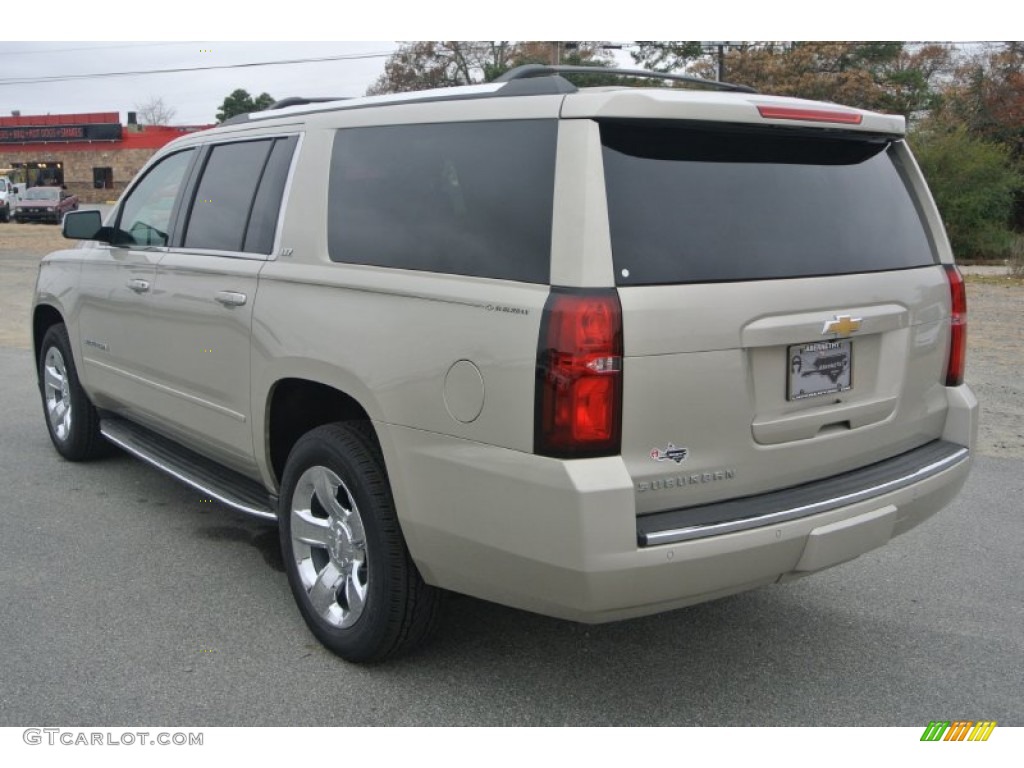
[0,42,400,125]
[0,1,1004,126]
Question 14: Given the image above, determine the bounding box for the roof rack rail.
[265,96,350,110]
[494,64,757,94]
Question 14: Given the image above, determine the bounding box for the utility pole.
[550,41,561,66]
[708,41,737,82]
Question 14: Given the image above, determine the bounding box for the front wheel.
[38,323,108,460]
[278,423,441,662]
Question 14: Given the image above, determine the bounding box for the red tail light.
[944,264,967,387]
[535,289,623,458]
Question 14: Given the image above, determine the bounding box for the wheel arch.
[265,377,378,488]
[33,304,66,370]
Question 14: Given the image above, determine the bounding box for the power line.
[0,50,397,87]
[0,41,190,57]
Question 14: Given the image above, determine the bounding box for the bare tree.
[135,96,177,126]
[367,41,615,95]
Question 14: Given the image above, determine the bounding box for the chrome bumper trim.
[640,445,969,547]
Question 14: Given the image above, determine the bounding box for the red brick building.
[0,112,213,203]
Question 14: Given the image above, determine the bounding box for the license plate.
[787,340,853,401]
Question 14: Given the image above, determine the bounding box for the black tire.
[278,423,441,662]
[38,323,108,461]
[0,205,8,223]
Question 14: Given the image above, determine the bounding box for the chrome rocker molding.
[100,417,277,521]
[638,440,969,547]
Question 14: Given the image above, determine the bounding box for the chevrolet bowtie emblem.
[822,315,863,337]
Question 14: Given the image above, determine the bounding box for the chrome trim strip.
[100,426,277,521]
[641,447,969,546]
[161,247,270,262]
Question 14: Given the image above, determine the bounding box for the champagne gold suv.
[33,66,977,662]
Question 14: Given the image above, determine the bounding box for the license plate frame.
[787,340,853,401]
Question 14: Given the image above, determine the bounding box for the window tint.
[328,120,557,283]
[115,149,194,246]
[243,136,298,254]
[184,140,273,252]
[601,122,937,285]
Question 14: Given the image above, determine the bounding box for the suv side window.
[114,149,195,247]
[183,140,272,252]
[181,136,298,255]
[327,120,557,283]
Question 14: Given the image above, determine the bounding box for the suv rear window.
[601,121,937,285]
[327,120,557,283]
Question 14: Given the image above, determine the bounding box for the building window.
[93,167,113,190]
[13,161,64,187]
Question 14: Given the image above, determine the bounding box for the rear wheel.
[278,423,441,662]
[38,323,108,460]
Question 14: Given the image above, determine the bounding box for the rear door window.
[179,136,297,255]
[183,139,273,252]
[327,120,557,283]
[601,121,937,285]
[243,136,298,254]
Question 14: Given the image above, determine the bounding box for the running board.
[100,417,277,521]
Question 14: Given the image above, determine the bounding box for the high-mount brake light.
[944,264,967,387]
[757,105,864,125]
[535,289,623,458]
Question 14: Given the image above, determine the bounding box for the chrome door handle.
[128,278,150,293]
[214,291,247,307]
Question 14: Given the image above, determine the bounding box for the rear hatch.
[597,118,952,515]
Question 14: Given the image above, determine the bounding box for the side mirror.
[63,210,112,243]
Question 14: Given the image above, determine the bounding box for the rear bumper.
[379,384,977,623]
[637,440,967,546]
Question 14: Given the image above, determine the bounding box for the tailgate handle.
[215,291,247,307]
[127,278,150,293]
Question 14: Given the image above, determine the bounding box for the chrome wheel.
[43,346,72,442]
[290,465,369,629]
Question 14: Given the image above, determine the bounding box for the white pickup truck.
[0,175,19,222]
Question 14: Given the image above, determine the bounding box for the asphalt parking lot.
[0,343,1021,726]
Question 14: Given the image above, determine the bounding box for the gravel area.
[962,274,1024,458]
[1,224,1020,458]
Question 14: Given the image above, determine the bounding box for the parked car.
[34,66,977,662]
[14,186,78,224]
